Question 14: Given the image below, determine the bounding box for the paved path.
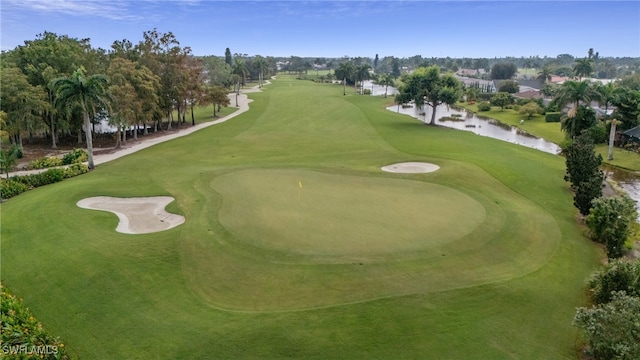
[7,80,269,177]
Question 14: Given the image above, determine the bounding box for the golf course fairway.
[1,75,600,359]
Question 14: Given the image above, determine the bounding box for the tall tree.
[564,132,604,216]
[379,73,394,98]
[537,66,553,83]
[574,58,594,80]
[561,105,597,138]
[10,32,89,148]
[0,65,49,151]
[490,63,517,80]
[253,55,269,88]
[397,66,463,125]
[107,58,160,143]
[50,67,110,169]
[224,47,232,66]
[335,61,354,96]
[355,64,371,94]
[553,80,599,132]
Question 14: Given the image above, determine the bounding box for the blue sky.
[1,0,639,59]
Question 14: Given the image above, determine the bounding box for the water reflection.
[604,166,640,222]
[387,103,561,155]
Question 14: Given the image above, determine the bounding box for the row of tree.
[1,30,278,169]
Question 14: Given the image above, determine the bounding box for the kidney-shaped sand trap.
[77,196,185,234]
[381,162,440,173]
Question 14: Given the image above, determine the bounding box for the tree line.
[0,30,276,169]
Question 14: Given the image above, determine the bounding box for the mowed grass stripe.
[0,75,599,359]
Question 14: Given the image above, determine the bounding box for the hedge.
[545,112,561,122]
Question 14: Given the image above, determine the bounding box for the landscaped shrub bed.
[0,164,89,200]
[1,283,72,359]
[29,149,87,170]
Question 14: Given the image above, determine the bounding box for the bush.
[14,169,65,188]
[477,93,494,102]
[61,149,88,165]
[64,163,89,178]
[29,156,62,170]
[1,283,72,359]
[588,260,640,304]
[0,180,28,199]
[363,89,371,95]
[574,291,640,360]
[585,123,608,144]
[586,195,637,258]
[545,112,561,122]
[477,102,491,111]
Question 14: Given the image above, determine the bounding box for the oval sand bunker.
[77,196,185,234]
[381,162,440,173]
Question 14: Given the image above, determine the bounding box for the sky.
[1,0,639,59]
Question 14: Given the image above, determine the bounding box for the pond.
[386,103,561,155]
[604,166,640,222]
[362,80,399,97]
[386,103,640,219]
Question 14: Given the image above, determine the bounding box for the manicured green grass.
[596,144,640,171]
[1,76,600,359]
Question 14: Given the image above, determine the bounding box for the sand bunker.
[77,196,185,234]
[381,162,440,173]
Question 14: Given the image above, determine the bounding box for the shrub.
[586,195,637,258]
[363,89,371,95]
[0,180,28,199]
[1,283,72,359]
[64,163,89,178]
[29,156,62,170]
[61,149,88,165]
[573,291,640,360]
[477,102,491,111]
[477,93,494,102]
[588,260,640,304]
[584,123,608,144]
[545,112,561,122]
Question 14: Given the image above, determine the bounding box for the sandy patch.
[381,162,440,173]
[77,196,185,234]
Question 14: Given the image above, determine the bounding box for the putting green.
[212,169,486,257]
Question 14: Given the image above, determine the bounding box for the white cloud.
[4,0,143,21]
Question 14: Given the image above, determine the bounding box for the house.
[621,126,640,146]
[514,90,541,99]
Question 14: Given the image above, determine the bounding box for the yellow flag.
[299,181,303,189]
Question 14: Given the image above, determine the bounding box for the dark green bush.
[545,112,561,122]
[477,93,494,102]
[477,102,491,111]
[585,123,608,144]
[62,149,88,165]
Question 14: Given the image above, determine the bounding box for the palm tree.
[573,58,594,80]
[335,62,354,96]
[554,80,598,111]
[607,118,619,160]
[595,82,617,121]
[232,59,248,92]
[50,67,109,169]
[379,73,395,98]
[253,56,269,88]
[536,66,553,84]
[355,64,371,94]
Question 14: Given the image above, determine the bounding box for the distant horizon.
[2,1,639,59]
